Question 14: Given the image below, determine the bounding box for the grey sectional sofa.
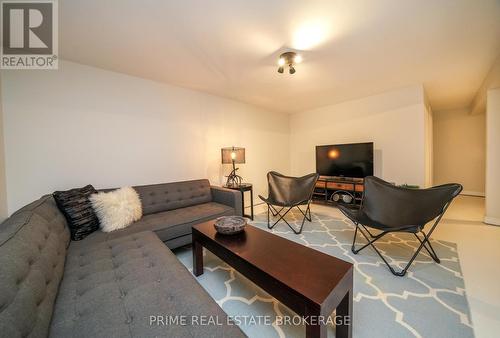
[0,179,246,338]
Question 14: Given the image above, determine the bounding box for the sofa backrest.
[0,195,70,338]
[134,179,212,215]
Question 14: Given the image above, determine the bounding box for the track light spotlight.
[277,51,301,75]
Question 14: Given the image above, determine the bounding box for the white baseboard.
[484,216,500,226]
[461,190,485,197]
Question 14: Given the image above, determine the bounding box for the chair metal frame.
[266,200,313,234]
[259,171,318,235]
[348,200,451,277]
[341,175,462,277]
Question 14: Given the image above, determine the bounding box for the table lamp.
[221,146,245,187]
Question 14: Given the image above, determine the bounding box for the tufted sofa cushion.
[50,231,244,337]
[0,196,70,338]
[134,180,212,216]
[78,202,234,247]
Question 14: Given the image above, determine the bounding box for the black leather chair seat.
[338,205,422,233]
[339,176,462,276]
[259,171,319,234]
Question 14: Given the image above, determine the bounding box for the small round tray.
[214,216,247,235]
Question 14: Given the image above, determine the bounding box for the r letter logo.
[1,0,58,69]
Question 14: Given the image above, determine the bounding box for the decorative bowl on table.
[214,216,247,235]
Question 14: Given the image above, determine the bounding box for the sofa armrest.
[211,186,242,216]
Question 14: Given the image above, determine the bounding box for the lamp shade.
[221,147,245,164]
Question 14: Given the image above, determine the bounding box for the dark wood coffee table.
[192,221,353,338]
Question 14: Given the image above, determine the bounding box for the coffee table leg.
[193,239,203,276]
[305,307,326,338]
[336,290,353,338]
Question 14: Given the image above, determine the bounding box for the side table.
[223,183,254,220]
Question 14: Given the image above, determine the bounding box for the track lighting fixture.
[277,51,301,74]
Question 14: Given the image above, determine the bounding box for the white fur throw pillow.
[90,187,142,232]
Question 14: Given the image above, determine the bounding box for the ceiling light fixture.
[277,51,301,74]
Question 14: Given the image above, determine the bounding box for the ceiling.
[60,0,500,113]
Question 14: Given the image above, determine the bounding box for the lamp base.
[225,168,243,187]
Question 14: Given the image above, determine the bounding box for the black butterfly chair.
[259,171,319,234]
[339,176,462,277]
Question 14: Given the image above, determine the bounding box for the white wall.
[289,86,427,187]
[0,63,435,214]
[0,74,8,221]
[1,61,289,214]
[471,55,500,115]
[485,88,500,225]
[424,98,434,187]
[433,108,486,195]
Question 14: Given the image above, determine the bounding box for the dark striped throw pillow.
[53,185,100,240]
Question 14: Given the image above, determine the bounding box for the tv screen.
[316,142,374,178]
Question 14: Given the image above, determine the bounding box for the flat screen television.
[316,142,374,178]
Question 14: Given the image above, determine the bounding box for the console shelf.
[313,176,364,208]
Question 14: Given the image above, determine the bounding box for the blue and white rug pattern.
[175,208,474,338]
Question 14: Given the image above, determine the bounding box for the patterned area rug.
[175,207,474,338]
